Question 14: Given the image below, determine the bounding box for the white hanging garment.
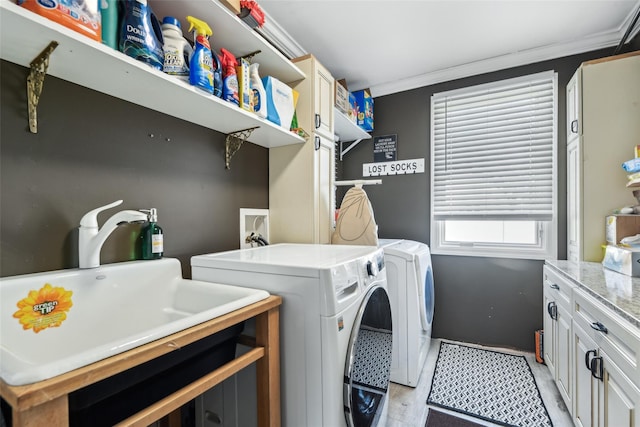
[332,186,379,246]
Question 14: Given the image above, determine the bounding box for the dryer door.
[343,285,393,427]
[416,253,435,332]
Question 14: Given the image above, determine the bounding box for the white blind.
[431,71,556,221]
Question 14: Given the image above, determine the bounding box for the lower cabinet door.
[600,350,640,427]
[572,321,598,427]
[557,303,573,409]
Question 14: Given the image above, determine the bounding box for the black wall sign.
[373,134,397,162]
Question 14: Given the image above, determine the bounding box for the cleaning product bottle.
[212,53,223,98]
[186,15,215,94]
[249,62,267,118]
[119,0,164,70]
[161,16,193,79]
[100,0,119,49]
[140,208,163,260]
[220,48,239,106]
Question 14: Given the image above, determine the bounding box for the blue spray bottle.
[186,16,215,94]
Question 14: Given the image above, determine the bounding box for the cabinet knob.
[549,283,560,290]
[585,349,597,371]
[547,301,557,321]
[590,321,608,334]
[314,135,320,151]
[590,356,603,381]
[570,119,579,133]
[315,114,321,129]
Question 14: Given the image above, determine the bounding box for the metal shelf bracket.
[225,127,258,169]
[339,138,364,161]
[27,41,58,134]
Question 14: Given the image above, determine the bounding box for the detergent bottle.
[249,62,267,118]
[119,0,164,70]
[161,16,193,79]
[186,16,215,94]
[220,48,239,106]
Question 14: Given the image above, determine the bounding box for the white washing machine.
[378,239,435,387]
[191,244,393,427]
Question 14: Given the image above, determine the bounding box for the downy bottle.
[140,208,163,260]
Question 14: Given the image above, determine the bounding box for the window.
[430,71,557,260]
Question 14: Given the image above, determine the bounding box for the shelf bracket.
[225,127,258,169]
[238,50,262,63]
[27,41,59,134]
[339,138,363,161]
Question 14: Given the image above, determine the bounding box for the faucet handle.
[79,200,124,228]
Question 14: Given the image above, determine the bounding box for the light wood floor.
[386,338,574,427]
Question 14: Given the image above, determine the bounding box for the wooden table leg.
[255,305,281,427]
[12,395,68,427]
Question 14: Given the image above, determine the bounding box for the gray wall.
[338,40,640,351]
[1,60,268,278]
[2,36,638,351]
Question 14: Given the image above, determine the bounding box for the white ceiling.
[258,0,640,97]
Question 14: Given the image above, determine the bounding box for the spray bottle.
[186,16,214,94]
[219,48,239,106]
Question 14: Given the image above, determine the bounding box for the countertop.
[545,260,640,329]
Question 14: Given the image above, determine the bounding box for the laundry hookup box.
[353,88,374,131]
[602,245,640,277]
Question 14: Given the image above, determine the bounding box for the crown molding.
[255,10,307,59]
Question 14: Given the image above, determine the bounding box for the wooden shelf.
[0,0,306,149]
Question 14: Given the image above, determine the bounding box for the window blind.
[431,71,556,221]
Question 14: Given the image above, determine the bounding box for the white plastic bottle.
[250,63,268,119]
[161,16,193,79]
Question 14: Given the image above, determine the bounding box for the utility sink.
[0,258,270,386]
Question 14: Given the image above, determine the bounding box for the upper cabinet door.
[566,69,582,143]
[314,61,335,140]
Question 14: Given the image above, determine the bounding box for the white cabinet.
[572,288,640,427]
[567,138,582,262]
[269,55,335,244]
[566,52,640,262]
[543,266,575,410]
[291,54,335,140]
[0,0,306,149]
[572,321,598,427]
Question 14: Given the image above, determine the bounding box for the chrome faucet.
[78,200,148,268]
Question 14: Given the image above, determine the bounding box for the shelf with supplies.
[334,108,371,160]
[0,0,307,149]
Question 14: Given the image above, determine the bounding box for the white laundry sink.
[0,258,269,386]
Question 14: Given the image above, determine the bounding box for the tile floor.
[386,339,573,427]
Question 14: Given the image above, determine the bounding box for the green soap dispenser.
[140,208,163,260]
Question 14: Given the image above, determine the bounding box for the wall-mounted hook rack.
[225,127,258,169]
[27,41,58,133]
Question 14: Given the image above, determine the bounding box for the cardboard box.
[602,245,640,276]
[220,0,241,14]
[353,88,373,131]
[335,80,349,114]
[605,214,640,244]
[347,92,357,124]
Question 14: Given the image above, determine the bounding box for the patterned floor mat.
[426,342,553,427]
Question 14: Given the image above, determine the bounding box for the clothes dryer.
[191,244,392,427]
[378,239,434,387]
